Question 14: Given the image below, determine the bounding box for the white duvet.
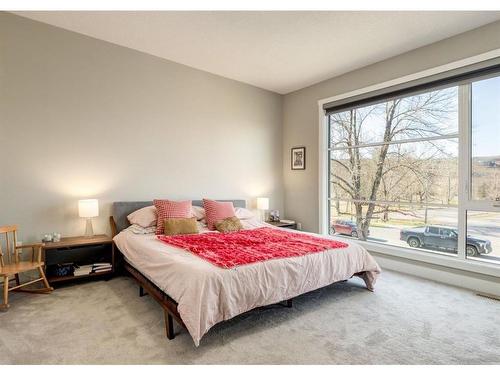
[113,220,381,346]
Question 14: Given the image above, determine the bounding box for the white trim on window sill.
[363,241,500,278]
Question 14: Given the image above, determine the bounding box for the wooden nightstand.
[43,235,114,285]
[266,220,297,230]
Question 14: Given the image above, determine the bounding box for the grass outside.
[370,219,426,228]
[337,217,448,229]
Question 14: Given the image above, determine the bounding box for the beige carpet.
[0,270,499,364]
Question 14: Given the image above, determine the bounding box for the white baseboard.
[372,252,500,296]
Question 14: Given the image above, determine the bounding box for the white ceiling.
[14,11,500,94]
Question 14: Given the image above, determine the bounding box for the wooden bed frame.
[110,216,181,339]
[110,215,365,341]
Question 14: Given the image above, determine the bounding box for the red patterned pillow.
[203,199,236,230]
[154,199,193,234]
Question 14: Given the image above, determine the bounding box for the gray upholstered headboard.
[111,199,247,234]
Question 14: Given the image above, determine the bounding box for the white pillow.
[126,224,157,235]
[234,207,256,220]
[192,206,206,221]
[127,205,157,227]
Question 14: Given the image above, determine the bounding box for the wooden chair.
[0,225,53,311]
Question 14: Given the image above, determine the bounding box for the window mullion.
[457,83,471,260]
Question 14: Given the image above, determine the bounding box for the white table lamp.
[256,197,269,222]
[78,199,99,237]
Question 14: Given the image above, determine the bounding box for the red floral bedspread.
[157,227,349,268]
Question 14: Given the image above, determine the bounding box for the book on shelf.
[93,265,111,269]
[93,266,112,273]
[73,263,112,276]
[73,265,93,276]
[94,269,111,273]
[93,263,111,267]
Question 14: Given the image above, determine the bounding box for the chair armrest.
[15,243,44,262]
[15,243,44,249]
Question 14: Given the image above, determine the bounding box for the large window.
[325,72,500,266]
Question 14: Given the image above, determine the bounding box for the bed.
[110,200,381,346]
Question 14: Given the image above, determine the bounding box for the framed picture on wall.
[291,146,306,170]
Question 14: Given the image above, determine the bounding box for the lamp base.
[84,218,94,237]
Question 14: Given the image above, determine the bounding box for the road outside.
[331,208,500,264]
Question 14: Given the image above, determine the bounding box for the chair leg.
[15,274,20,286]
[1,276,9,311]
[38,267,54,292]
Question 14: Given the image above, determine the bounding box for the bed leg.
[164,310,175,340]
[286,298,293,308]
[139,285,148,297]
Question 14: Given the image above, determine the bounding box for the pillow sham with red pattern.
[202,199,236,230]
[154,199,193,234]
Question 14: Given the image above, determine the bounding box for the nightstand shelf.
[48,270,114,284]
[43,235,114,285]
[266,220,297,230]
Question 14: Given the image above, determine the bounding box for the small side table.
[43,235,114,285]
[266,220,297,230]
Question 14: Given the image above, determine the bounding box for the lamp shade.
[256,197,269,210]
[78,199,99,218]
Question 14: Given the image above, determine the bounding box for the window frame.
[326,86,461,257]
[318,50,500,278]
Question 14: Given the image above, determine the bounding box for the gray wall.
[0,13,283,241]
[4,11,500,241]
[283,20,500,232]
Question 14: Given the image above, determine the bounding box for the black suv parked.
[400,226,492,257]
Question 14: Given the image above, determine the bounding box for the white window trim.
[318,48,500,278]
[364,241,500,278]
